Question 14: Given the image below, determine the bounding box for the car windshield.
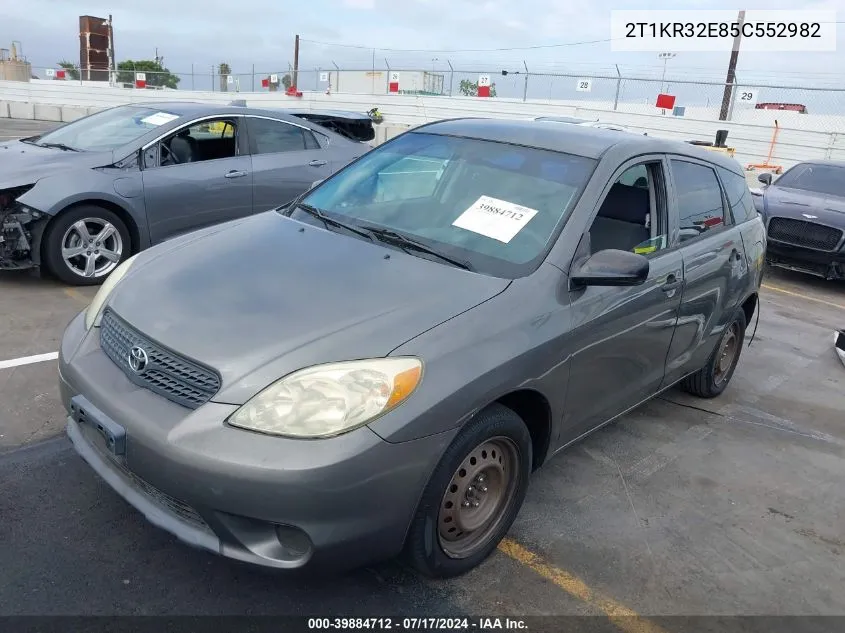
[774,163,845,198]
[295,131,596,278]
[30,105,181,152]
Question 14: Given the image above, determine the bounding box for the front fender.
[16,168,144,218]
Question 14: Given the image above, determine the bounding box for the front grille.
[768,217,843,251]
[99,309,221,409]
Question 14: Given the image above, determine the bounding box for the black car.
[753,161,845,280]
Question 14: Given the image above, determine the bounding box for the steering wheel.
[160,141,181,165]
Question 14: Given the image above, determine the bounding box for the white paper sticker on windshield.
[452,196,538,243]
[140,112,180,126]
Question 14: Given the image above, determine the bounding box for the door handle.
[308,159,328,167]
[224,170,247,179]
[661,274,682,292]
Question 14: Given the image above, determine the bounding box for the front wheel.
[681,310,747,398]
[43,206,131,286]
[403,404,532,578]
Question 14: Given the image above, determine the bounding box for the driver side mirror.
[570,249,650,288]
[758,172,773,186]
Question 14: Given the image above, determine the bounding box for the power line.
[298,37,616,53]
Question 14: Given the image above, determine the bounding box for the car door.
[141,116,254,243]
[661,157,747,387]
[564,157,684,440]
[245,116,334,212]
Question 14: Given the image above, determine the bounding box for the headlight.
[228,357,423,438]
[84,253,139,330]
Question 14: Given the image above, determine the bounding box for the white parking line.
[0,352,59,370]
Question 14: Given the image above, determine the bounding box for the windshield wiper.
[293,203,376,241]
[38,142,80,152]
[362,226,472,271]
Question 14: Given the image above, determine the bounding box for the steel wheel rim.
[438,436,520,559]
[714,322,740,385]
[61,218,123,279]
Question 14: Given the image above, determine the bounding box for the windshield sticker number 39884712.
[452,195,539,244]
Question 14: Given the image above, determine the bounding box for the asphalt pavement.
[0,119,57,142]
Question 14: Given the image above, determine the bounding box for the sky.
[3,0,845,91]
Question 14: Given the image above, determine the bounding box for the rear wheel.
[682,310,746,398]
[43,205,131,286]
[403,404,532,578]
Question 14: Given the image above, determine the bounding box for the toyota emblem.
[128,346,149,374]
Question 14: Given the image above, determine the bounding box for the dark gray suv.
[59,119,766,578]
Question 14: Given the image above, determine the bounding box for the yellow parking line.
[761,283,845,310]
[63,288,89,304]
[498,539,668,633]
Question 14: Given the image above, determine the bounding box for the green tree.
[57,60,80,80]
[459,79,497,97]
[219,62,231,92]
[281,73,292,90]
[116,60,180,89]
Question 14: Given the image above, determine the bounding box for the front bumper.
[765,240,845,280]
[59,311,458,571]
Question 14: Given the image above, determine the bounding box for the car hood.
[108,211,510,404]
[764,186,845,226]
[0,140,112,190]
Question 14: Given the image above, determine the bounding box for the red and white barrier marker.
[135,72,146,89]
[478,74,491,98]
[388,71,399,93]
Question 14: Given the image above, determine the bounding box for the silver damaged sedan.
[60,118,763,577]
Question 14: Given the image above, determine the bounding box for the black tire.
[681,309,747,398]
[43,205,132,286]
[403,403,532,579]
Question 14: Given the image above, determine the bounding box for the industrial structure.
[79,15,114,82]
[0,42,32,82]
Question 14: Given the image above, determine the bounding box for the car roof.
[125,101,326,122]
[417,117,744,175]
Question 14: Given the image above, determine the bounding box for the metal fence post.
[385,59,391,93]
[613,64,621,111]
[523,61,529,102]
[332,61,340,92]
[447,60,454,97]
[252,64,255,92]
[191,63,194,91]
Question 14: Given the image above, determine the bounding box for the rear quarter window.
[718,167,757,224]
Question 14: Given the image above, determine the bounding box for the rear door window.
[671,160,728,243]
[718,167,757,223]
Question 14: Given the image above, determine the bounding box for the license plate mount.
[70,395,126,456]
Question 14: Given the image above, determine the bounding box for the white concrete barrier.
[8,101,34,119]
[0,101,9,118]
[61,105,89,122]
[33,104,63,122]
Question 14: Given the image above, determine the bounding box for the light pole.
[658,52,676,93]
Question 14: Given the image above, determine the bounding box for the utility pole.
[292,34,300,89]
[720,10,745,121]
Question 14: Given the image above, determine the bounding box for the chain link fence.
[25,61,845,132]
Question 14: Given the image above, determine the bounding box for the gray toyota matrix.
[59,118,765,578]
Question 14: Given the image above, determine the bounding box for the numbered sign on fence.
[576,78,593,92]
[320,72,328,82]
[45,68,56,77]
[135,72,146,89]
[389,72,400,93]
[478,74,492,97]
[736,89,758,106]
[270,74,279,84]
